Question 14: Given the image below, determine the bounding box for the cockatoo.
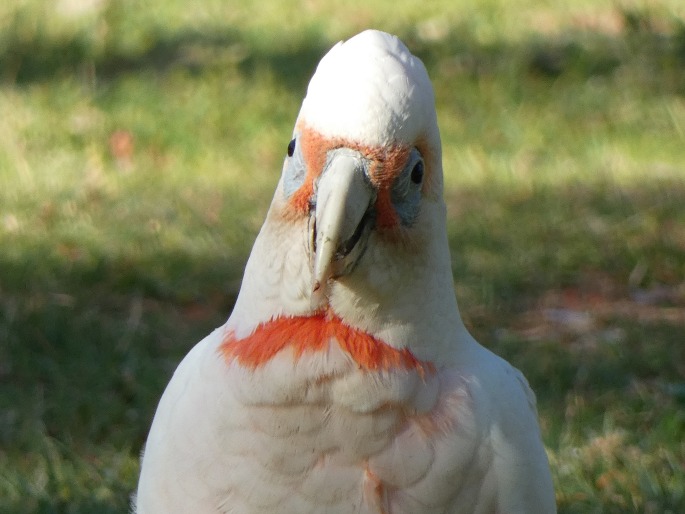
[135,30,556,514]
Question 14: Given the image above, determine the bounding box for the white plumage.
[135,30,556,513]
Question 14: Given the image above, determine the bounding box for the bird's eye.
[410,160,424,184]
[287,138,296,157]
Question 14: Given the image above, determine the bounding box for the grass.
[1,0,684,512]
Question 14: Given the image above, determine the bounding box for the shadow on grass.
[2,5,685,95]
[0,6,326,93]
[0,26,324,93]
[10,499,128,514]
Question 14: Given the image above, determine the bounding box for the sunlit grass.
[1,1,684,512]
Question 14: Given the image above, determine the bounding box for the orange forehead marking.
[220,314,435,376]
[287,124,412,228]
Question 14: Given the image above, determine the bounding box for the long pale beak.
[311,149,375,305]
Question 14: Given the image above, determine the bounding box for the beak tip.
[310,279,326,311]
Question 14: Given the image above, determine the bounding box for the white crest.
[298,30,438,148]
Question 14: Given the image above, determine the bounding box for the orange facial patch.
[288,124,414,229]
[220,314,434,376]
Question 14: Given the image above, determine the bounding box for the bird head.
[228,30,466,361]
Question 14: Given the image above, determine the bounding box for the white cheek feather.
[226,192,313,339]
[328,199,468,364]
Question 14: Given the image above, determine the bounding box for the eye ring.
[410,160,424,184]
[287,138,296,157]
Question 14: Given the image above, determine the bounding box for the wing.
[483,354,557,513]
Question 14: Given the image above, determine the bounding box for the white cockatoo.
[135,30,556,514]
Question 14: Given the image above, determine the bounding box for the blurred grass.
[1,0,684,512]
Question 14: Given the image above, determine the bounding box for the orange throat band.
[220,314,434,376]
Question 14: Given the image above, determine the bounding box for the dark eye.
[410,160,424,184]
[287,138,296,157]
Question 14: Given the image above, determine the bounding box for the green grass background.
[1,0,684,512]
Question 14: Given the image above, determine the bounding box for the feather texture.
[135,29,556,513]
